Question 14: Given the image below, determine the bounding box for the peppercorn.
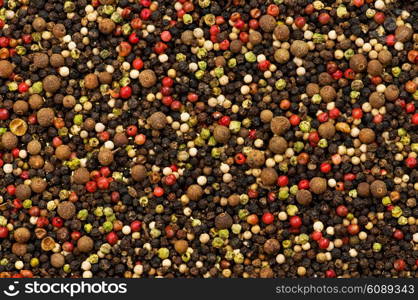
[77,236,94,253]
[296,190,312,206]
[214,213,233,229]
[98,18,116,34]
[33,53,49,69]
[98,72,113,84]
[274,49,290,64]
[180,30,194,45]
[349,54,367,73]
[370,180,387,198]
[369,92,385,109]
[63,95,76,108]
[320,85,336,103]
[357,182,370,197]
[98,148,114,166]
[213,125,230,143]
[29,94,44,110]
[367,60,383,76]
[274,24,290,41]
[377,50,392,65]
[259,15,276,32]
[270,116,290,136]
[15,184,31,201]
[84,74,99,90]
[1,132,18,150]
[230,40,242,53]
[263,238,280,255]
[246,149,265,168]
[13,100,29,115]
[358,128,376,144]
[268,136,288,154]
[12,243,27,256]
[14,227,31,243]
[0,60,14,78]
[227,194,240,207]
[395,25,413,42]
[290,40,309,58]
[260,167,278,186]
[57,201,76,220]
[139,70,157,88]
[50,54,65,68]
[174,240,189,254]
[52,23,66,38]
[306,83,320,97]
[131,165,147,182]
[27,140,42,155]
[249,31,262,45]
[30,177,47,193]
[147,112,167,130]
[384,85,399,101]
[55,145,72,160]
[50,253,65,268]
[186,184,203,201]
[310,177,327,194]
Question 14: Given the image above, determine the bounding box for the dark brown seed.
[246,149,265,168]
[98,148,114,166]
[367,60,383,76]
[370,180,387,198]
[357,182,370,197]
[358,128,375,144]
[42,75,61,93]
[263,238,280,255]
[14,227,31,243]
[131,165,147,182]
[57,201,76,220]
[72,167,90,184]
[77,236,94,253]
[260,168,278,186]
[33,52,49,68]
[320,85,336,103]
[50,54,65,68]
[249,31,262,45]
[259,15,276,32]
[15,184,31,201]
[349,54,367,73]
[296,190,312,206]
[214,213,233,229]
[270,116,290,135]
[186,184,203,201]
[0,60,14,78]
[309,177,327,194]
[318,122,336,139]
[213,125,230,143]
[147,112,167,130]
[273,24,290,41]
[268,136,288,154]
[369,92,385,108]
[1,132,18,150]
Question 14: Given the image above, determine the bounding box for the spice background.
[0,0,417,279]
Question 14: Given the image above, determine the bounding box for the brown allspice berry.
[290,40,309,57]
[77,236,94,253]
[52,23,66,38]
[14,227,31,243]
[27,140,42,155]
[359,128,376,144]
[246,149,265,168]
[180,30,194,45]
[306,83,320,97]
[0,60,14,78]
[98,18,115,34]
[370,180,387,198]
[270,116,290,135]
[41,237,55,251]
[213,125,231,143]
[274,24,290,41]
[9,118,27,136]
[369,92,385,108]
[29,94,43,109]
[42,75,61,93]
[113,132,129,146]
[357,182,370,197]
[33,52,49,68]
[227,194,240,207]
[131,165,147,182]
[1,131,18,150]
[320,85,336,103]
[318,72,333,85]
[50,53,65,68]
[84,73,99,89]
[260,168,278,186]
[296,190,312,206]
[147,111,167,130]
[259,14,276,32]
[274,48,290,64]
[32,17,46,32]
[57,201,76,220]
[230,40,242,53]
[214,213,233,229]
[55,144,72,160]
[260,267,274,278]
[214,56,226,67]
[13,100,29,115]
[98,148,114,166]
[29,155,44,169]
[395,25,413,42]
[309,177,327,194]
[30,177,47,193]
[249,31,262,45]
[63,95,76,108]
[377,49,392,65]
[384,85,399,101]
[98,72,112,84]
[73,167,90,184]
[186,184,203,201]
[50,253,65,268]
[174,240,189,254]
[83,118,96,131]
[318,122,336,139]
[268,136,288,154]
[15,184,31,200]
[349,54,367,73]
[367,60,383,76]
[260,110,273,123]
[12,243,27,256]
[139,69,157,88]
[263,238,280,255]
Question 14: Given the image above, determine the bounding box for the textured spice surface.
[0,0,417,279]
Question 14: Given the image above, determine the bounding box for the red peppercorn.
[248,129,257,139]
[118,41,132,56]
[393,229,404,240]
[20,170,29,180]
[262,212,274,225]
[328,108,340,119]
[52,217,63,228]
[164,174,176,186]
[153,186,164,197]
[234,153,246,165]
[140,0,151,6]
[100,166,111,177]
[405,103,415,113]
[120,86,132,99]
[308,131,319,146]
[62,241,74,252]
[289,114,301,126]
[386,34,396,46]
[0,226,9,238]
[11,148,19,158]
[6,185,16,196]
[277,175,289,187]
[247,189,258,199]
[218,116,231,126]
[140,8,151,20]
[28,114,37,124]
[160,30,172,42]
[344,68,355,80]
[0,36,9,47]
[318,13,331,25]
[128,32,139,44]
[162,76,174,87]
[239,32,249,43]
[248,19,259,29]
[352,107,363,119]
[71,231,81,241]
[294,17,306,28]
[0,108,9,120]
[298,179,309,190]
[165,225,175,238]
[98,131,110,141]
[126,125,138,136]
[210,25,220,36]
[405,157,417,168]
[86,181,97,193]
[353,0,364,7]
[170,100,182,111]
[374,12,385,24]
[162,96,173,106]
[289,216,302,228]
[247,214,259,225]
[267,192,276,203]
[234,19,245,30]
[370,76,382,85]
[394,259,406,271]
[154,42,167,54]
[258,60,270,71]
[311,231,322,241]
[373,114,383,124]
[106,232,118,245]
[132,58,144,70]
[325,270,336,278]
[29,206,40,216]
[412,113,418,125]
[111,191,120,203]
[36,216,49,227]
[317,112,329,123]
[320,162,331,173]
[266,4,279,16]
[131,220,142,232]
[219,39,230,51]
[215,16,225,25]
[332,70,343,80]
[18,82,29,93]
[343,173,356,181]
[336,205,348,217]
[160,86,172,96]
[187,92,198,102]
[347,224,360,235]
[318,237,330,249]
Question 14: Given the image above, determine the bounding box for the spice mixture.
[0,0,418,278]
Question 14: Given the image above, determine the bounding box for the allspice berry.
[113,132,129,146]
[349,54,367,73]
[271,116,290,135]
[147,112,167,130]
[384,85,399,101]
[50,53,65,68]
[370,180,387,198]
[30,177,47,193]
[55,144,71,160]
[260,110,273,123]
[29,155,44,169]
[84,74,99,89]
[213,125,231,143]
[73,167,90,184]
[98,72,112,84]
[306,83,320,97]
[249,31,262,45]
[180,30,194,45]
[57,201,76,220]
[268,136,287,154]
[139,69,157,88]
[377,49,392,65]
[274,24,290,41]
[395,25,413,42]
[43,75,61,93]
[12,243,27,256]
[260,267,274,278]
[230,40,242,53]
[318,122,336,139]
[77,236,94,253]
[52,23,66,38]
[50,253,65,268]
[259,15,276,32]
[63,95,76,108]
[131,165,147,182]
[309,177,327,194]
[214,213,233,229]
[0,60,14,78]
[27,140,42,155]
[367,60,383,76]
[98,18,115,34]
[33,52,49,68]
[14,227,31,243]
[260,168,278,186]
[15,184,31,200]
[13,100,29,115]
[246,149,265,168]
[227,194,240,207]
[320,86,336,103]
[357,182,370,197]
[263,238,280,255]
[1,132,18,150]
[32,17,46,32]
[358,128,375,144]
[9,118,28,136]
[369,92,385,108]
[98,148,113,166]
[290,40,309,57]
[186,184,203,201]
[274,48,290,64]
[29,94,43,109]
[174,240,189,254]
[296,190,312,206]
